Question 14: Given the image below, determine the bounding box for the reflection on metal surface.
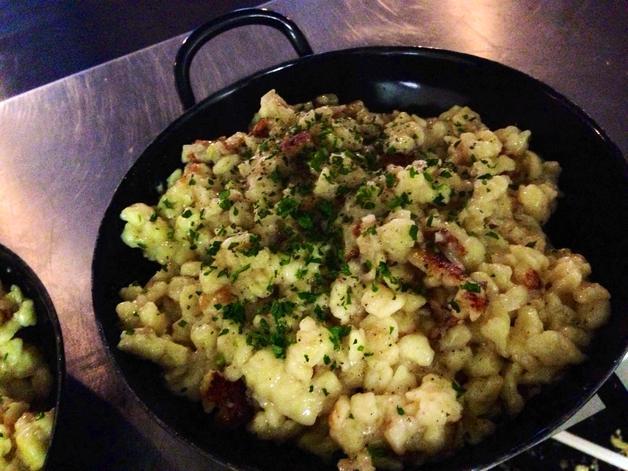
[399,81,419,89]
[440,0,505,54]
[0,0,624,468]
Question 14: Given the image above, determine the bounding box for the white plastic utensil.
[552,431,628,470]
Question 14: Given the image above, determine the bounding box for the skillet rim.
[91,44,628,471]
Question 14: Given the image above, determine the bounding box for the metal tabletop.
[0,0,625,469]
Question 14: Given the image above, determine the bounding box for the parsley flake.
[328,325,351,350]
[409,224,419,241]
[218,190,232,210]
[452,380,466,398]
[461,281,481,293]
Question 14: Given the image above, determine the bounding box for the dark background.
[0,0,262,99]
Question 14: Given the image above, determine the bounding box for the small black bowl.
[0,243,65,470]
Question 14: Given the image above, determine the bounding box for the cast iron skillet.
[92,8,628,470]
[0,243,65,469]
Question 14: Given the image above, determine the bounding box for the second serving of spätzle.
[0,281,54,471]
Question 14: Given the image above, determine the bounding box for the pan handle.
[174,8,313,110]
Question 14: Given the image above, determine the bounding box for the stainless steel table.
[0,1,625,469]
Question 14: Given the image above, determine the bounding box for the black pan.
[0,243,65,470]
[92,8,628,470]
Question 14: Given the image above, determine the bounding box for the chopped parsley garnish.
[396,406,405,416]
[409,224,419,241]
[276,197,299,217]
[433,193,445,206]
[242,234,262,256]
[230,264,251,282]
[452,380,466,398]
[221,301,246,325]
[375,261,399,286]
[356,184,377,209]
[313,305,328,320]
[461,281,481,293]
[218,190,232,210]
[318,200,334,219]
[308,147,329,172]
[270,300,296,319]
[388,192,411,209]
[246,300,295,359]
[296,213,314,230]
[271,344,285,358]
[205,240,222,261]
[328,325,351,350]
[297,292,318,303]
[270,168,284,184]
